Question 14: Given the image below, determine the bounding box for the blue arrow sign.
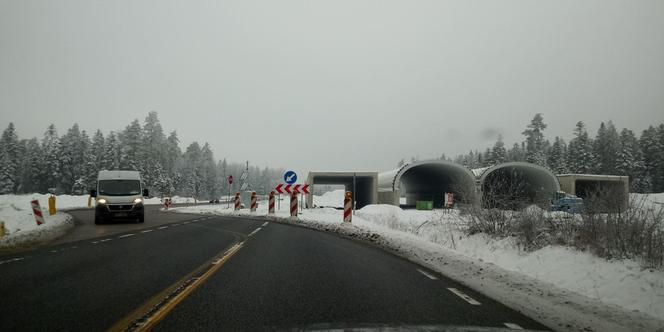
[284,170,297,184]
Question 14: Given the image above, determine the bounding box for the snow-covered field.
[167,190,664,331]
[0,194,195,248]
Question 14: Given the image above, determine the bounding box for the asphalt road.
[0,208,550,331]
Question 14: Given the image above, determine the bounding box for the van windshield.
[98,180,141,196]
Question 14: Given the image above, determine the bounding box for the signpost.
[227,175,234,208]
[284,170,297,184]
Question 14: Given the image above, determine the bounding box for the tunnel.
[378,161,477,208]
[305,172,378,209]
[478,162,560,210]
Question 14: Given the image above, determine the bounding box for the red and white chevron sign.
[275,184,310,194]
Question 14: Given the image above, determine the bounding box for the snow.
[0,194,195,248]
[167,193,664,331]
[313,189,345,208]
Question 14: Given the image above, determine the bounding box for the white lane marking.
[141,229,153,233]
[0,257,24,265]
[70,246,78,249]
[91,241,99,244]
[262,222,269,227]
[248,227,262,237]
[171,223,181,227]
[119,233,135,238]
[158,226,168,229]
[50,250,58,253]
[447,287,481,305]
[100,238,113,243]
[183,221,190,224]
[417,269,438,280]
[504,322,524,329]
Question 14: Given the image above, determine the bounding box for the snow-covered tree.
[522,113,548,166]
[490,135,507,165]
[17,138,43,193]
[40,124,62,193]
[119,119,142,171]
[547,137,567,174]
[592,121,620,175]
[60,124,90,193]
[567,121,594,174]
[0,123,20,193]
[616,128,648,192]
[507,142,525,162]
[102,131,122,170]
[640,125,664,192]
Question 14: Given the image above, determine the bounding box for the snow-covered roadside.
[167,193,664,332]
[0,194,195,248]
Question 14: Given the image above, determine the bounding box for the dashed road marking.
[158,226,168,230]
[447,287,481,305]
[0,257,24,265]
[183,221,190,224]
[417,269,438,280]
[100,238,113,243]
[504,322,524,329]
[92,241,99,244]
[248,228,261,237]
[262,222,269,227]
[119,233,135,238]
[141,229,153,233]
[171,223,181,227]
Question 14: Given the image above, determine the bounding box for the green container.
[416,201,433,210]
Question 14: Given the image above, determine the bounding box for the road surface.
[0,207,550,331]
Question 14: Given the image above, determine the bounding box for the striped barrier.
[250,192,257,212]
[343,191,352,223]
[0,222,5,237]
[31,199,45,225]
[268,191,275,214]
[234,192,241,211]
[290,192,298,218]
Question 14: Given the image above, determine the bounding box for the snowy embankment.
[168,189,664,332]
[0,194,195,249]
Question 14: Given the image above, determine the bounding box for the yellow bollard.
[0,222,5,237]
[48,195,56,215]
[88,196,92,208]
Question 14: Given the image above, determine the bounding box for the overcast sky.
[1,0,663,175]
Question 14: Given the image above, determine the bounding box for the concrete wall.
[306,172,378,209]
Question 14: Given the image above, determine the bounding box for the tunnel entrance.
[305,172,378,209]
[575,180,627,212]
[480,162,560,210]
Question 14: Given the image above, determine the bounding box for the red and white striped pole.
[31,199,45,225]
[250,192,257,212]
[290,192,298,218]
[343,191,352,223]
[268,191,275,214]
[234,192,241,211]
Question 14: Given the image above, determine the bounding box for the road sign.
[228,175,234,184]
[240,183,248,191]
[240,171,248,181]
[284,171,297,184]
[275,184,309,194]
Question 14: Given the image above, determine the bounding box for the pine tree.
[40,124,62,193]
[200,143,217,199]
[0,123,20,193]
[490,135,507,165]
[592,121,620,175]
[103,132,122,170]
[547,137,567,174]
[522,113,548,166]
[17,138,43,193]
[641,125,664,192]
[567,121,594,174]
[507,143,525,162]
[617,128,648,192]
[60,124,90,193]
[119,119,142,171]
[141,112,167,194]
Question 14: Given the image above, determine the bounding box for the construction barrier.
[164,198,172,210]
[250,192,257,212]
[268,191,275,214]
[344,191,352,223]
[48,195,56,215]
[31,200,45,225]
[444,192,454,209]
[290,192,298,217]
[0,222,5,237]
[234,192,241,211]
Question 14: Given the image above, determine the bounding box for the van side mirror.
[90,189,97,197]
[142,189,149,197]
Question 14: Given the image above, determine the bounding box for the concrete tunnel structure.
[306,172,378,209]
[477,162,561,209]
[377,161,478,207]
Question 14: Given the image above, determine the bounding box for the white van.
[90,170,149,224]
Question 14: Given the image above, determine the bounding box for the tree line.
[0,112,284,198]
[447,114,664,193]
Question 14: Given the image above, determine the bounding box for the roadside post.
[234,192,241,211]
[227,175,234,209]
[48,195,56,215]
[290,192,298,218]
[344,191,352,223]
[268,191,275,214]
[31,200,45,225]
[87,195,92,208]
[250,192,257,212]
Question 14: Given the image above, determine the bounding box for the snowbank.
[167,197,664,331]
[313,189,345,208]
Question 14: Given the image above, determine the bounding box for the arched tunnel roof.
[477,162,560,190]
[378,160,478,203]
[478,162,561,209]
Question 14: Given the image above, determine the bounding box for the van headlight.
[133,198,144,204]
[97,198,107,205]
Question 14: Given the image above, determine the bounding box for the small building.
[557,174,629,211]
